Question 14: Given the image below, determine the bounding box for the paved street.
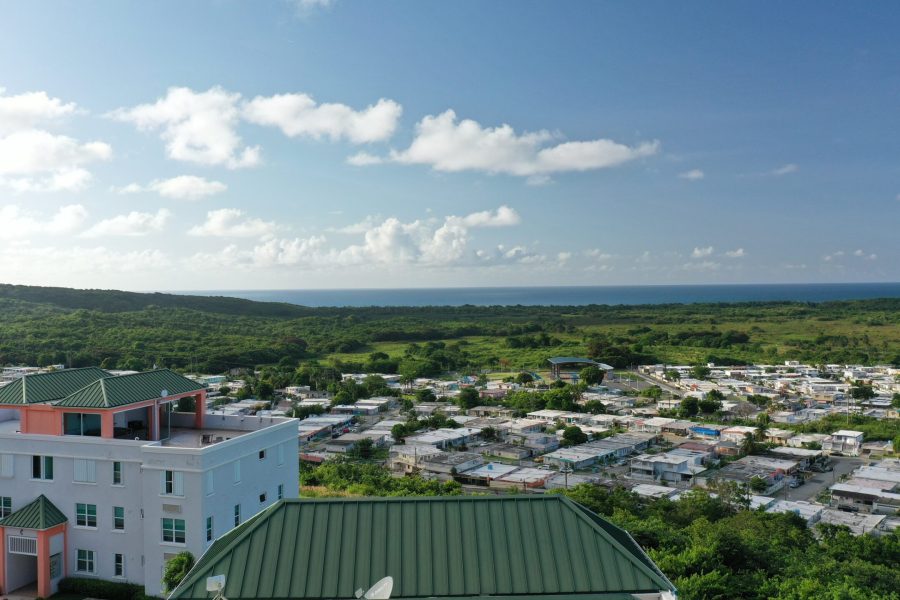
[779,456,862,502]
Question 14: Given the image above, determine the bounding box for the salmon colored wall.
[23,408,61,435]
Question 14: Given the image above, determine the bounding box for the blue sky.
[0,0,896,290]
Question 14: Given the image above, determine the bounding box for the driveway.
[778,456,863,502]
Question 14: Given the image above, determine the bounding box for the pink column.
[101,412,115,438]
[37,530,50,598]
[194,391,207,429]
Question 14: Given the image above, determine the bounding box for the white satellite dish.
[355,576,394,600]
[206,575,227,600]
[161,389,169,398]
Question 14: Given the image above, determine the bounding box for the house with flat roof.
[822,430,865,456]
[0,368,298,597]
[168,496,677,600]
[547,357,613,382]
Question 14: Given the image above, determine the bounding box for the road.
[779,456,862,502]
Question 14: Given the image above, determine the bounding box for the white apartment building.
[0,368,298,597]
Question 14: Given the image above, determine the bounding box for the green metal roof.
[547,357,599,366]
[54,369,205,409]
[0,495,67,530]
[169,495,675,600]
[0,367,111,406]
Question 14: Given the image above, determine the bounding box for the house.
[547,357,613,382]
[404,427,481,449]
[491,467,555,489]
[519,433,560,454]
[689,424,727,440]
[167,496,677,600]
[817,509,887,536]
[488,444,532,460]
[822,430,865,456]
[786,433,829,449]
[764,428,795,445]
[0,368,298,597]
[765,500,823,525]
[769,446,823,469]
[468,405,515,418]
[829,483,900,515]
[710,455,798,493]
[419,451,483,475]
[720,425,759,444]
[629,449,708,483]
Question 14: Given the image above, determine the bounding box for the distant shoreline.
[172,282,900,308]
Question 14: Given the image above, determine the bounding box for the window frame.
[233,503,241,527]
[112,461,123,486]
[75,503,97,528]
[31,455,54,481]
[114,553,125,578]
[113,506,125,531]
[206,516,214,542]
[76,549,96,574]
[0,496,11,518]
[161,517,186,544]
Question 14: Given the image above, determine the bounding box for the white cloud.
[724,248,746,258]
[1,167,93,193]
[115,175,227,200]
[691,246,714,258]
[678,169,704,180]
[110,86,260,169]
[243,94,401,143]
[188,208,276,238]
[81,209,171,238]
[386,110,659,177]
[0,243,170,283]
[0,130,111,176]
[585,249,614,261]
[346,152,383,166]
[457,205,520,227]
[851,249,877,260]
[289,0,335,15]
[0,88,77,134]
[0,204,87,239]
[771,163,798,176]
[823,250,845,262]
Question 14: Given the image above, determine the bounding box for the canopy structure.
[170,495,676,600]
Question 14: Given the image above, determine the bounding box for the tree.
[481,426,498,441]
[892,393,900,409]
[257,381,275,400]
[748,476,768,493]
[350,437,375,460]
[176,396,195,412]
[331,390,353,406]
[849,382,875,401]
[219,385,231,396]
[698,396,722,414]
[691,365,712,380]
[579,366,605,385]
[456,387,480,410]
[664,369,681,382]
[562,425,588,447]
[415,388,437,403]
[640,385,663,399]
[162,551,195,593]
[680,396,700,417]
[515,371,534,385]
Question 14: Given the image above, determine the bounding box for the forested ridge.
[0,284,897,372]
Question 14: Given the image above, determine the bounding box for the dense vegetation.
[0,285,897,373]
[299,460,900,600]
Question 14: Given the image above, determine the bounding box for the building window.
[76,503,97,528]
[161,518,186,544]
[233,460,241,484]
[63,413,102,437]
[74,458,96,483]
[114,553,125,577]
[259,492,267,504]
[76,549,96,574]
[112,461,123,485]
[258,449,267,460]
[277,484,284,500]
[205,470,214,496]
[0,496,11,518]
[206,516,214,542]
[162,470,184,496]
[32,456,53,480]
[113,506,125,530]
[233,504,241,527]
[0,453,13,478]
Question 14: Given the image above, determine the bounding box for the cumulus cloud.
[114,175,227,200]
[691,246,714,258]
[585,249,614,261]
[678,169,704,180]
[81,209,171,238]
[0,88,77,134]
[384,110,658,177]
[346,151,384,166]
[771,163,798,176]
[199,205,523,269]
[724,248,746,258]
[1,168,94,193]
[243,94,401,143]
[0,243,170,283]
[682,260,720,271]
[188,208,276,238]
[110,86,260,169]
[0,204,87,239]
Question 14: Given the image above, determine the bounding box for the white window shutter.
[174,471,184,496]
[74,458,86,482]
[161,471,167,494]
[0,454,13,478]
[85,459,96,483]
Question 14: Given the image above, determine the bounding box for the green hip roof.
[54,368,205,408]
[0,495,67,530]
[0,367,110,405]
[170,495,674,600]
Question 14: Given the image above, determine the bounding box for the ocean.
[184,282,900,307]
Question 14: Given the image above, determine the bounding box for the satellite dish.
[161,389,169,397]
[355,577,394,600]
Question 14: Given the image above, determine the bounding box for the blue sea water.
[184,282,900,308]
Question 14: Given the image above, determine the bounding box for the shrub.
[58,577,143,600]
